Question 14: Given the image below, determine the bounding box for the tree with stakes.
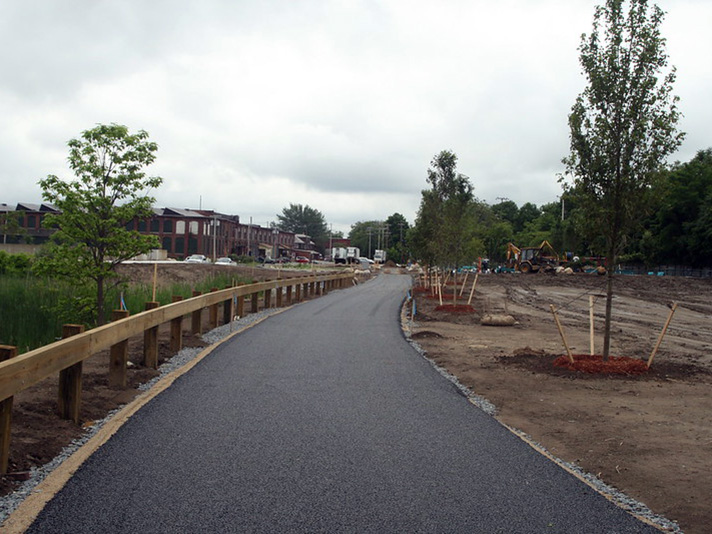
[562,0,684,360]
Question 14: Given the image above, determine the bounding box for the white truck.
[374,249,387,263]
[332,247,348,264]
[346,247,361,264]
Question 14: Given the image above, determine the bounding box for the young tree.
[563,0,684,359]
[411,151,477,272]
[38,124,163,326]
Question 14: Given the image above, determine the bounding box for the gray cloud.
[1,0,709,232]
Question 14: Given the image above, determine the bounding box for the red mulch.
[434,304,475,313]
[553,354,649,375]
[426,293,466,300]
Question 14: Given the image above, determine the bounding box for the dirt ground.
[409,272,712,534]
[2,266,710,533]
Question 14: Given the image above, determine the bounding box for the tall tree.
[650,149,712,266]
[563,0,684,359]
[385,213,410,263]
[411,151,477,271]
[37,124,163,326]
[348,220,381,256]
[276,203,328,250]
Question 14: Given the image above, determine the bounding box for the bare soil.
[410,272,712,534]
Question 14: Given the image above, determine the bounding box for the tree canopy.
[410,150,480,269]
[276,203,329,251]
[37,124,163,326]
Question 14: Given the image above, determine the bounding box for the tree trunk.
[602,254,615,361]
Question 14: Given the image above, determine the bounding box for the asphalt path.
[26,274,658,533]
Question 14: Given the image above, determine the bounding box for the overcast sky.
[1,0,709,234]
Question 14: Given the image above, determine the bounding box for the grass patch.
[0,271,251,354]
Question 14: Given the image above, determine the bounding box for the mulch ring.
[434,304,475,313]
[500,349,710,380]
[553,354,648,375]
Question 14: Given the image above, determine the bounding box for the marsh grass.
[0,272,250,354]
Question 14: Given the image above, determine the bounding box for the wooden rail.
[0,271,353,473]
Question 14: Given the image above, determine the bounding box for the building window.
[188,236,198,254]
[162,236,172,252]
[176,220,185,234]
[27,215,37,228]
[163,219,173,233]
[175,236,185,254]
[189,221,198,235]
[138,220,147,232]
[125,221,134,231]
[150,219,160,233]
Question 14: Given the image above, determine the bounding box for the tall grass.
[113,273,249,315]
[0,275,65,352]
[1,272,251,354]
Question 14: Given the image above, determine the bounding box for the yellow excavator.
[506,241,560,273]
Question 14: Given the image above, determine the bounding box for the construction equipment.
[506,241,560,273]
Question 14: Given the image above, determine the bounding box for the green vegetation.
[0,269,250,354]
[276,203,329,253]
[37,123,163,326]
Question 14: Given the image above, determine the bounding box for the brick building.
[1,202,313,261]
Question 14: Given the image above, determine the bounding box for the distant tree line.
[405,147,712,270]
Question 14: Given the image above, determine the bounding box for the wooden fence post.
[208,288,219,330]
[0,345,17,474]
[276,284,283,307]
[251,280,259,313]
[109,310,130,388]
[236,284,245,318]
[295,283,302,302]
[171,296,184,353]
[143,301,160,369]
[264,281,272,309]
[58,324,85,423]
[286,285,293,305]
[223,288,234,325]
[191,290,202,334]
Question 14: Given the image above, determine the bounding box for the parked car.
[215,257,236,266]
[294,256,309,263]
[185,254,209,263]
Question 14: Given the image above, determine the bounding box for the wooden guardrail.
[0,271,353,473]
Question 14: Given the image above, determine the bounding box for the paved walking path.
[26,274,658,533]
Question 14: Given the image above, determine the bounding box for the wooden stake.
[647,303,678,369]
[467,273,479,306]
[0,345,17,474]
[152,262,158,302]
[459,271,469,297]
[452,271,457,305]
[550,304,574,363]
[589,295,595,356]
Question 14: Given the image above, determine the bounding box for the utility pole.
[247,217,252,257]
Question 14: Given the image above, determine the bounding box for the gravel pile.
[0,308,282,525]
